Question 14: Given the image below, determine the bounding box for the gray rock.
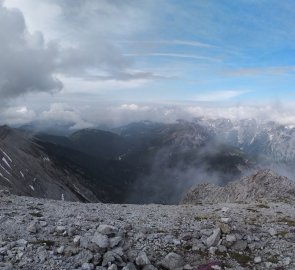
[217,245,227,253]
[112,247,124,257]
[143,265,158,270]
[127,250,138,262]
[40,221,48,227]
[64,245,79,257]
[110,236,123,248]
[268,228,277,236]
[221,207,229,212]
[97,225,118,235]
[73,235,81,245]
[226,234,236,242]
[0,248,7,256]
[122,262,137,270]
[38,250,47,264]
[57,245,64,254]
[74,249,94,264]
[102,251,116,266]
[232,240,248,251]
[209,246,217,255]
[159,252,184,270]
[82,262,94,270]
[80,236,92,249]
[0,263,13,270]
[206,228,221,247]
[55,225,66,233]
[16,239,28,246]
[283,257,291,266]
[92,253,102,266]
[92,232,109,248]
[108,265,118,270]
[27,221,38,233]
[136,251,150,266]
[221,217,231,223]
[254,256,262,263]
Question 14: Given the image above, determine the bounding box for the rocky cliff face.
[0,126,97,202]
[182,169,295,204]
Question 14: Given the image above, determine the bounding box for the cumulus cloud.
[0,1,62,99]
[0,0,167,104]
[39,103,94,130]
[0,106,36,125]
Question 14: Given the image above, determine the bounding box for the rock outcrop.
[182,169,295,204]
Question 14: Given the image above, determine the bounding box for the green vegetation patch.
[278,217,295,226]
[229,252,252,267]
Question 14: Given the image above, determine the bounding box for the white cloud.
[120,104,150,111]
[0,1,62,99]
[0,106,36,125]
[3,101,295,130]
[3,0,61,40]
[39,103,94,130]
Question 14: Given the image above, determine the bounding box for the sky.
[2,0,295,128]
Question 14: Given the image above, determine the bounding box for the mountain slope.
[0,125,98,202]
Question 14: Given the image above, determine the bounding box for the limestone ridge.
[182,169,295,204]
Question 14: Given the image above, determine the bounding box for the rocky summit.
[182,169,295,204]
[0,183,294,270]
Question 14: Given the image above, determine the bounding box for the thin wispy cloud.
[225,66,295,77]
[194,90,251,102]
[119,39,215,48]
[125,53,221,62]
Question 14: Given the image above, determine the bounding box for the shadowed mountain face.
[0,126,98,202]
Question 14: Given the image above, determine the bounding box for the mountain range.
[1,118,295,204]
